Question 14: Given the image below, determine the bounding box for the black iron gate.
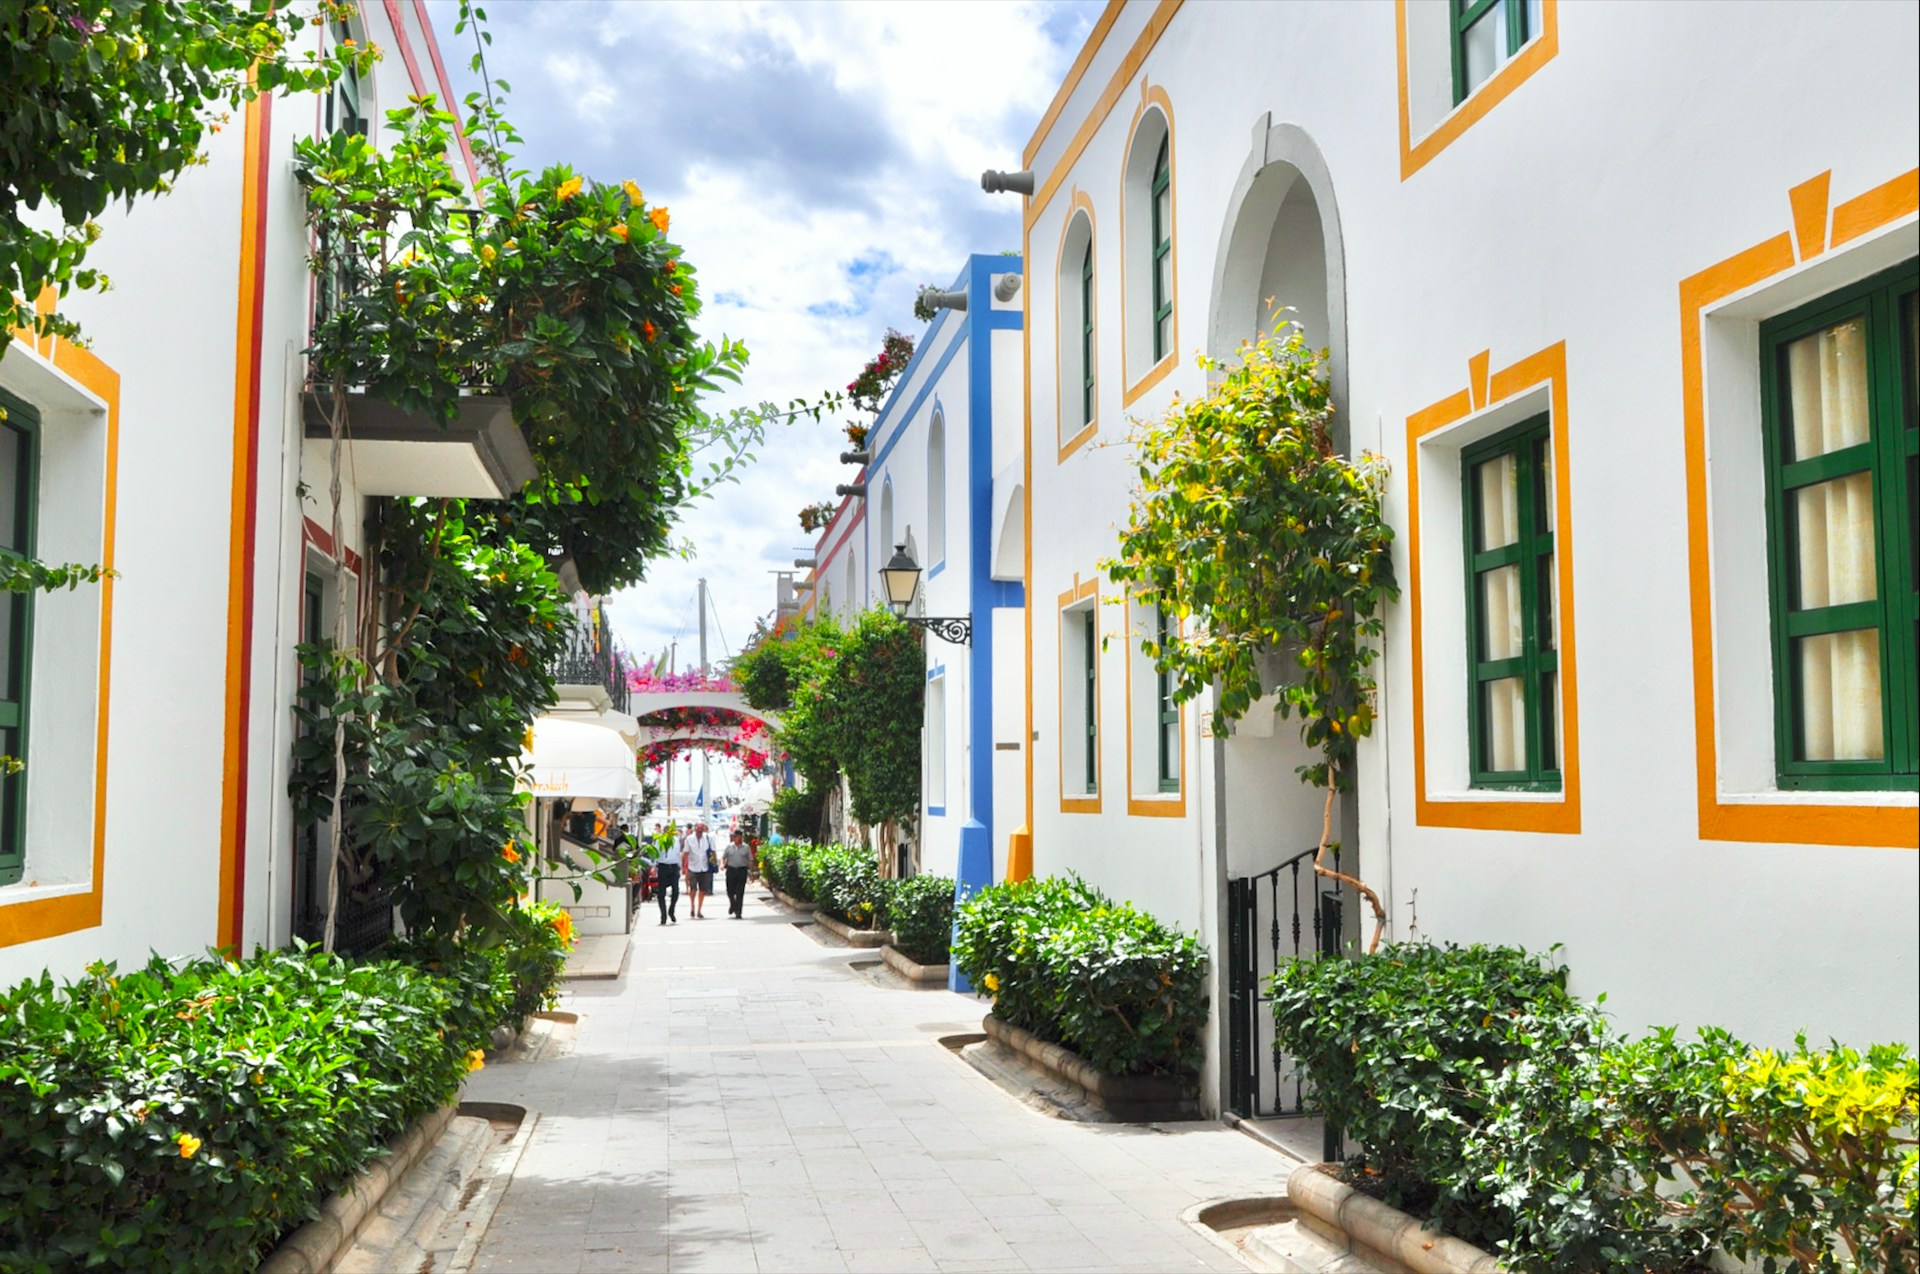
[1227,845,1345,1159]
[291,823,393,958]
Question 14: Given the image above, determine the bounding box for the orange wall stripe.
[219,89,273,952]
[1023,0,1128,169]
[1787,171,1831,260]
[1026,0,1183,230]
[1831,170,1920,249]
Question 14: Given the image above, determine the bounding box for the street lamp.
[878,543,971,646]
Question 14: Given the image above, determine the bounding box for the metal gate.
[1227,845,1345,1159]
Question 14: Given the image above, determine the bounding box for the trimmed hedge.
[954,875,1207,1078]
[798,843,887,929]
[1274,943,1919,1272]
[759,840,809,901]
[885,874,954,966]
[0,948,494,1273]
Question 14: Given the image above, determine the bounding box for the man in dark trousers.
[653,825,682,925]
[722,828,754,918]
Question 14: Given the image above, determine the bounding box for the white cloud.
[425,0,1098,669]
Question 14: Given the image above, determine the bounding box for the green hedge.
[798,843,887,929]
[759,840,808,901]
[954,875,1208,1078]
[885,875,954,966]
[1274,943,1920,1272]
[0,948,493,1273]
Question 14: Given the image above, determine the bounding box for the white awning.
[548,705,643,750]
[518,716,642,801]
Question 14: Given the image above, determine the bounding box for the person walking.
[722,828,754,919]
[653,825,682,925]
[685,822,717,919]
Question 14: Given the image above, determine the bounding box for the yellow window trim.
[1406,341,1582,834]
[1057,575,1103,815]
[1395,0,1559,182]
[0,295,120,949]
[1057,189,1100,463]
[1121,591,1186,819]
[1680,168,1920,849]
[1119,83,1180,406]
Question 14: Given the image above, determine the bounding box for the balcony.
[302,391,537,500]
[550,607,631,714]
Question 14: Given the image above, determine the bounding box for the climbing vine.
[1105,324,1399,948]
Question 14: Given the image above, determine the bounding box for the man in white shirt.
[721,829,754,918]
[684,822,718,919]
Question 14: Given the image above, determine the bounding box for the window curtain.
[1786,320,1883,761]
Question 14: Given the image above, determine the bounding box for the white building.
[0,4,536,982]
[803,257,1027,902]
[1013,0,1918,1116]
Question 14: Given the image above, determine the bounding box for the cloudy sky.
[426,0,1101,674]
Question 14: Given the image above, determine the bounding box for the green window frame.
[1462,415,1559,790]
[1083,609,1098,794]
[325,19,367,139]
[0,388,40,886]
[1155,604,1179,791]
[1450,0,1538,105]
[1758,259,1918,791]
[1081,240,1095,428]
[1150,136,1172,364]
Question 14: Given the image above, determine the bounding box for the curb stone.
[880,943,950,984]
[981,1013,1197,1120]
[259,1102,457,1274]
[1285,1163,1507,1273]
[812,910,892,948]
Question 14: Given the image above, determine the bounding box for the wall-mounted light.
[922,287,968,313]
[980,169,1035,196]
[878,542,971,646]
[993,273,1023,303]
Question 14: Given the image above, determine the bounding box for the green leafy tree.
[1,0,361,351]
[822,609,924,829]
[1105,324,1398,948]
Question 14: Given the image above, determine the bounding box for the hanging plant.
[1105,323,1399,949]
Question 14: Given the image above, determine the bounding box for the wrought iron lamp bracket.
[904,615,972,646]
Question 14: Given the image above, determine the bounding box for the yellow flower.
[502,843,520,865]
[622,180,643,204]
[983,973,1000,993]
[610,223,629,242]
[466,1049,487,1073]
[479,244,497,266]
[556,175,584,200]
[649,206,670,234]
[177,1133,202,1159]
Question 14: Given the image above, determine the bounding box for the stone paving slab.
[566,932,632,981]
[464,887,1301,1272]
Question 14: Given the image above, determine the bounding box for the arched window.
[1056,205,1097,458]
[1122,101,1175,394]
[927,410,947,568]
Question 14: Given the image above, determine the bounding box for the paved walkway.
[462,886,1299,1273]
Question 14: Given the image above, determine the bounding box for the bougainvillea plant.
[1105,324,1398,949]
[798,500,838,533]
[628,660,734,695]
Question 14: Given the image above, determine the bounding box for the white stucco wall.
[1019,0,1920,1080]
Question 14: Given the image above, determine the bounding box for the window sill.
[1127,793,1185,818]
[1717,789,1917,808]
[1121,351,1178,408]
[0,877,93,906]
[1425,789,1565,804]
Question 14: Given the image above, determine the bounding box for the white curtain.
[1785,319,1882,761]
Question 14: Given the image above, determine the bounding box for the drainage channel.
[1185,1195,1396,1273]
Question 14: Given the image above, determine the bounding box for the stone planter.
[981,1013,1197,1121]
[880,944,950,984]
[812,910,893,948]
[766,884,816,913]
[258,1102,457,1274]
[1285,1163,1507,1273]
